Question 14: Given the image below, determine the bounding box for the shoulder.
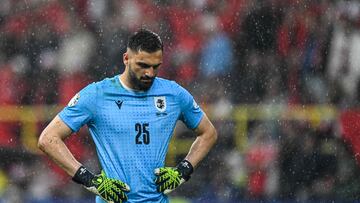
[153,77,184,94]
[80,82,98,94]
[94,76,118,89]
[76,76,114,99]
[85,75,121,93]
[152,77,195,105]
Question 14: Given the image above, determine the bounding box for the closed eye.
[137,62,150,69]
[136,62,162,69]
[152,64,161,69]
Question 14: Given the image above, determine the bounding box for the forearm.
[38,134,82,176]
[38,116,82,177]
[185,128,217,167]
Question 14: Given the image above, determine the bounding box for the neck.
[119,74,146,92]
[120,73,132,89]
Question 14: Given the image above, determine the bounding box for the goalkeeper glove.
[72,166,130,203]
[154,160,193,194]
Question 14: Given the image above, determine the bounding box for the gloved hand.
[154,160,193,194]
[72,166,130,203]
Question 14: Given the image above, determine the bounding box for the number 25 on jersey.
[135,123,150,145]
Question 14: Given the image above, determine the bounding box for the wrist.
[72,166,95,187]
[176,160,193,181]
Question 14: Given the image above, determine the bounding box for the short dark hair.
[127,28,163,53]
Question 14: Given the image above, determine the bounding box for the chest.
[95,95,180,126]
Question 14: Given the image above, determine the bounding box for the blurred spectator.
[199,14,234,79]
[327,1,360,106]
[242,0,282,52]
[245,124,278,199]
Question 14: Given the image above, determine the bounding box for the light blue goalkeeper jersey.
[58,75,204,203]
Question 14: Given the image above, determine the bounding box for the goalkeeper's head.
[123,28,163,91]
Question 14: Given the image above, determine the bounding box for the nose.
[144,67,156,78]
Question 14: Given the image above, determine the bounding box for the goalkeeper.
[38,28,217,203]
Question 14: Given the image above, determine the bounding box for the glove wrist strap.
[72,166,95,187]
[176,160,193,181]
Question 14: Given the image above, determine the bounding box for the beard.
[128,65,155,91]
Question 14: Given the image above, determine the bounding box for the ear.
[123,52,129,66]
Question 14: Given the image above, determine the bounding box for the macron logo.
[115,100,123,109]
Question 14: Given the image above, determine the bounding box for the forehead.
[132,50,163,64]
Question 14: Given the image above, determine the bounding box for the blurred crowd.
[1,0,360,202]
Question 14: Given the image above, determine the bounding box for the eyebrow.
[136,62,162,68]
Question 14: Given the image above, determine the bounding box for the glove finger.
[157,179,174,193]
[159,179,180,194]
[169,179,180,189]
[110,181,128,201]
[111,187,127,203]
[114,180,131,192]
[154,168,169,176]
[117,189,128,202]
[157,183,166,193]
[164,188,175,195]
[155,175,169,185]
[156,178,171,192]
[158,176,185,193]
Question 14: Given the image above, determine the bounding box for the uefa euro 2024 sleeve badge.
[68,93,80,107]
[154,96,166,113]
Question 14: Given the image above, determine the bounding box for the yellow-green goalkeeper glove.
[72,166,130,203]
[154,160,193,194]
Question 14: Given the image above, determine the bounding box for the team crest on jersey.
[154,96,166,112]
[68,93,80,107]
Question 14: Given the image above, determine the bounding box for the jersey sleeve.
[177,85,204,129]
[58,83,97,132]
